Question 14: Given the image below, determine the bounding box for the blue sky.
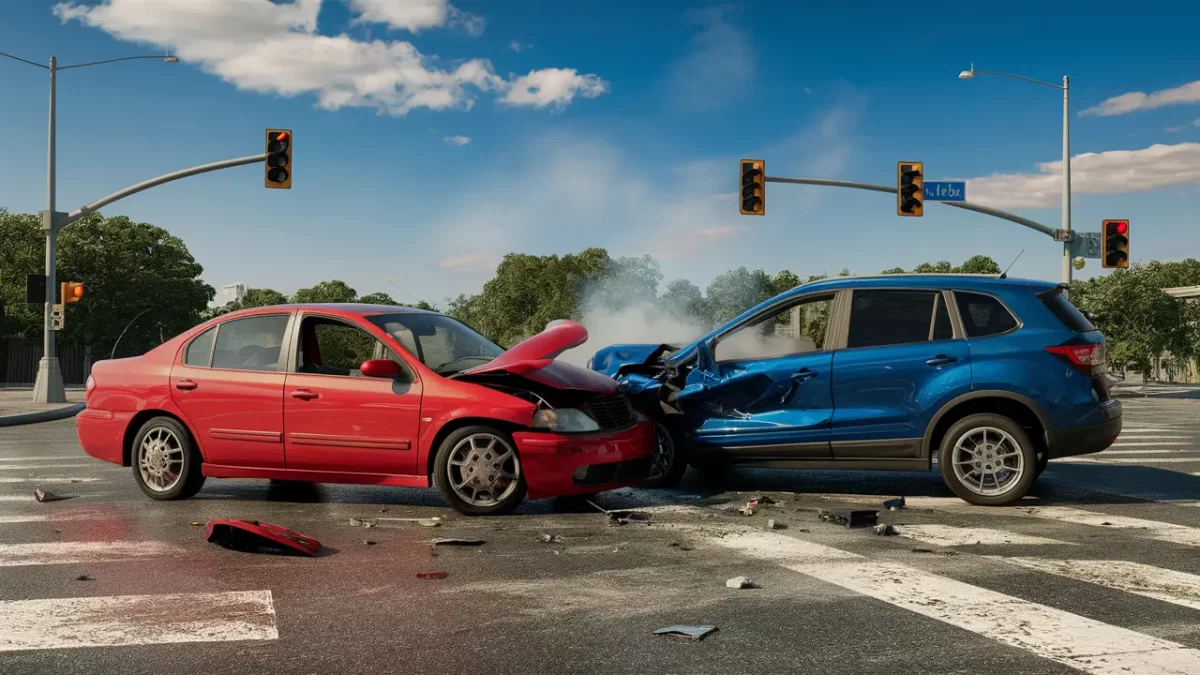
[1,0,1199,308]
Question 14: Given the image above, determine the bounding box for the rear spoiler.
[1035,283,1069,299]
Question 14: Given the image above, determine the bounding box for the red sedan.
[76,305,654,515]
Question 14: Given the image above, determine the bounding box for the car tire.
[643,419,689,489]
[433,425,527,516]
[1034,451,1049,478]
[131,416,205,501]
[687,451,729,477]
[939,413,1037,506]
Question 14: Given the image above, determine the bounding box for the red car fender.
[414,378,538,473]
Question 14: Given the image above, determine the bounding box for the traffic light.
[897,162,923,217]
[739,159,765,215]
[1102,219,1129,269]
[265,129,292,189]
[60,281,83,304]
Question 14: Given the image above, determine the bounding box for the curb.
[0,403,86,428]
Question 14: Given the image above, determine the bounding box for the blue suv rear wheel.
[938,413,1038,505]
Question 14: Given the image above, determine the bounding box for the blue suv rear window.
[1039,287,1096,333]
[955,292,1018,337]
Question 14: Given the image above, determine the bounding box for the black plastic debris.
[818,509,878,528]
[766,519,785,530]
[883,497,906,511]
[748,495,776,505]
[75,575,93,581]
[431,538,485,546]
[607,510,652,526]
[34,489,73,503]
[725,576,758,589]
[655,625,718,641]
[205,519,321,556]
[364,540,377,546]
[912,547,959,556]
[874,524,899,536]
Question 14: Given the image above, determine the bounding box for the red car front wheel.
[433,425,527,516]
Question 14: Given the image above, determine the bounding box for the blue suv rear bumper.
[1047,399,1122,459]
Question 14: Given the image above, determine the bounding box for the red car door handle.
[291,389,319,400]
[175,379,198,391]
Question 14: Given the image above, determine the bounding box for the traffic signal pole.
[1061,75,1072,295]
[763,176,1057,237]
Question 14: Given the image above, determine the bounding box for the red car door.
[170,312,294,469]
[282,313,421,476]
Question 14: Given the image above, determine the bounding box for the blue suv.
[588,274,1122,505]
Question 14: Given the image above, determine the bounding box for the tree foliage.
[0,209,213,358]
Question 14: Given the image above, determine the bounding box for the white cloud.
[963,143,1200,208]
[349,0,482,34]
[666,6,754,112]
[500,68,610,109]
[439,252,498,271]
[1166,118,1200,132]
[509,39,532,53]
[1081,79,1200,117]
[443,135,471,146]
[52,0,604,115]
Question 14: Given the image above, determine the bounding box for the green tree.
[661,278,708,325]
[0,209,214,357]
[205,287,288,318]
[956,255,1002,274]
[705,267,774,326]
[292,280,357,304]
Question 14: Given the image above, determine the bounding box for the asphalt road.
[1,398,1199,674]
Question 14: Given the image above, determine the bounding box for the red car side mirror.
[360,359,403,379]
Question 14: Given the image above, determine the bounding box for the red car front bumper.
[513,420,655,499]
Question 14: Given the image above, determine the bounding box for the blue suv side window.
[955,292,1018,337]
[847,290,941,349]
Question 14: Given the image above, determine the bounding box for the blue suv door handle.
[926,355,959,367]
[780,368,817,404]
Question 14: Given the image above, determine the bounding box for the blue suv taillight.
[1045,343,1105,376]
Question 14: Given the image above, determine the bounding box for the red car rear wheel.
[131,416,205,500]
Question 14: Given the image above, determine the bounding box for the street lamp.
[958,63,1072,290]
[0,50,178,403]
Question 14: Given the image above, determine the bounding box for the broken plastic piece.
[874,524,899,536]
[417,571,448,579]
[883,497,906,511]
[737,505,756,516]
[766,519,785,530]
[348,518,377,528]
[205,519,321,556]
[818,509,878,528]
[539,533,565,543]
[75,575,93,581]
[607,510,651,526]
[34,489,73,503]
[725,576,758,589]
[654,625,718,641]
[431,538,484,546]
[748,495,776,505]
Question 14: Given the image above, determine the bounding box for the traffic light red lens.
[1115,221,1128,234]
[276,132,289,142]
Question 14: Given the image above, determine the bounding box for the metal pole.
[32,57,65,403]
[1061,75,1072,294]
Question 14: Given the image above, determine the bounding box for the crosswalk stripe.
[0,477,103,483]
[1061,457,1200,465]
[0,541,180,567]
[1115,434,1189,439]
[0,464,98,471]
[1100,449,1191,455]
[996,557,1200,612]
[1109,442,1192,447]
[0,590,278,652]
[891,524,1071,547]
[1014,507,1200,548]
[707,530,1200,674]
[0,457,86,462]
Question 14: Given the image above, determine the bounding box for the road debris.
[431,538,485,546]
[737,505,756,516]
[725,576,758,589]
[912,547,960,556]
[190,521,203,527]
[75,575,93,581]
[766,519,785,530]
[883,497,906,511]
[34,489,73,503]
[818,509,878,528]
[607,510,652,526]
[348,518,377,528]
[417,572,448,580]
[654,625,718,641]
[539,533,565,544]
[378,517,442,527]
[206,519,322,556]
[364,540,377,546]
[874,524,899,536]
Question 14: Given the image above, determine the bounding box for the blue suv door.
[684,292,837,460]
[830,289,971,459]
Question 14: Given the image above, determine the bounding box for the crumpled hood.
[458,320,618,393]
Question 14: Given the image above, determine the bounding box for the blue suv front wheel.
[938,413,1039,505]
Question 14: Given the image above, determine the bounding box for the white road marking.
[0,541,181,567]
[1015,506,1200,548]
[0,464,97,471]
[0,457,87,463]
[892,524,1070,547]
[0,477,103,483]
[997,557,1200,612]
[1109,442,1192,447]
[1060,457,1200,465]
[0,590,278,652]
[707,530,1200,674]
[1100,450,1190,455]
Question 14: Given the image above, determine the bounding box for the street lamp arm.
[971,70,1063,90]
[58,54,177,70]
[62,153,267,229]
[0,50,49,69]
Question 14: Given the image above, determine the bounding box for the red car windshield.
[367,313,505,375]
